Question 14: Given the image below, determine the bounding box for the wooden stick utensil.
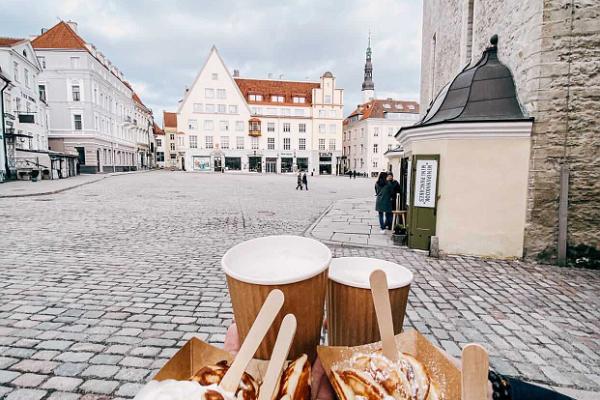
[258,314,297,400]
[369,269,399,362]
[461,343,489,400]
[220,289,285,393]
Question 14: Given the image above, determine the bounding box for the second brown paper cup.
[222,235,331,361]
[327,257,413,347]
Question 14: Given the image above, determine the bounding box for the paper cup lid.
[221,235,332,285]
[328,257,413,289]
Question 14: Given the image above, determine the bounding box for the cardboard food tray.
[153,337,270,384]
[317,329,462,400]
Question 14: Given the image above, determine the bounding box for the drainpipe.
[0,74,11,181]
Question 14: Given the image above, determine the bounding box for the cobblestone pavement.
[0,171,598,399]
[310,197,395,246]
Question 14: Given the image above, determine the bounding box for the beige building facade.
[420,0,600,266]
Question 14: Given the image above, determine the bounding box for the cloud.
[0,0,423,125]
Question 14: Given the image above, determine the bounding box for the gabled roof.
[153,122,165,135]
[31,21,87,50]
[409,35,531,131]
[0,37,26,47]
[163,111,177,128]
[345,99,419,123]
[234,78,320,107]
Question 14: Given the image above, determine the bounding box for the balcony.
[248,117,261,137]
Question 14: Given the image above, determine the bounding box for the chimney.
[66,20,78,32]
[41,28,48,35]
[268,73,273,79]
[279,74,284,79]
[233,69,239,77]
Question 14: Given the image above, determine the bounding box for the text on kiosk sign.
[414,159,437,208]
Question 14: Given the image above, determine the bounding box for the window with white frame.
[13,62,19,82]
[292,96,305,104]
[218,104,226,113]
[328,124,336,133]
[361,144,364,153]
[329,139,336,150]
[204,120,214,131]
[205,136,214,149]
[156,138,162,147]
[211,73,218,80]
[319,124,325,134]
[205,88,214,98]
[73,114,82,130]
[236,121,244,131]
[189,135,198,148]
[299,123,306,133]
[220,120,229,131]
[38,85,46,102]
[271,95,284,103]
[24,69,30,88]
[374,127,379,137]
[267,123,275,133]
[70,57,80,69]
[188,119,198,129]
[319,139,325,150]
[221,136,229,149]
[283,138,291,150]
[229,105,238,114]
[319,110,326,117]
[217,89,226,99]
[268,137,275,150]
[177,136,184,146]
[388,144,393,150]
[373,161,378,168]
[325,95,332,103]
[205,104,215,113]
[299,138,306,150]
[283,123,290,132]
[236,136,244,149]
[38,56,46,69]
[251,137,259,149]
[388,127,394,136]
[373,144,378,153]
[193,103,203,112]
[249,94,263,101]
[72,85,81,101]
[170,133,175,140]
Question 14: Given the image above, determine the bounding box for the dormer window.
[408,104,415,110]
[383,103,391,108]
[292,96,305,104]
[249,94,263,102]
[271,95,284,103]
[395,104,403,109]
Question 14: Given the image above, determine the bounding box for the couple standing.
[375,171,401,233]
[296,172,308,191]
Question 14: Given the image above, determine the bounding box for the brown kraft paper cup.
[222,235,331,362]
[327,257,413,347]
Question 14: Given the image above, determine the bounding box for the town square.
[0,0,599,399]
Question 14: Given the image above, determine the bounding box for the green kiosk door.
[408,155,440,250]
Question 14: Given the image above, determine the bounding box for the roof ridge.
[32,21,87,49]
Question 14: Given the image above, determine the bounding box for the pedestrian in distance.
[375,171,394,233]
[302,172,308,191]
[296,172,303,190]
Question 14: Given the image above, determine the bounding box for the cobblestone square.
[0,171,598,399]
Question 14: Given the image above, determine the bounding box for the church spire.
[362,32,375,102]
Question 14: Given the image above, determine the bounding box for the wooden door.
[408,154,440,250]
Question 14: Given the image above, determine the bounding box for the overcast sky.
[1,0,422,125]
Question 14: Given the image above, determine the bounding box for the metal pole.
[557,164,569,266]
[1,77,10,180]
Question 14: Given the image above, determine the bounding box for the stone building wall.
[420,0,600,266]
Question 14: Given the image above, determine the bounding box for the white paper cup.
[222,235,331,361]
[327,257,413,346]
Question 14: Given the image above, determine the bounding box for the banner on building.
[413,159,437,208]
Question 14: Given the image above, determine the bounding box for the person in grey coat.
[375,172,394,233]
[296,172,303,190]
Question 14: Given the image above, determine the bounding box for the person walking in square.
[302,172,308,190]
[375,171,394,233]
[296,172,303,190]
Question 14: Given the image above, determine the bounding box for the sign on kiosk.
[413,159,438,208]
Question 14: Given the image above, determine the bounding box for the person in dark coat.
[375,172,394,232]
[388,172,402,210]
[302,172,308,190]
[296,172,303,190]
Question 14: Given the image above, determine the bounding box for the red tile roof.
[31,21,87,50]
[153,122,165,135]
[234,78,319,107]
[163,112,177,129]
[0,37,25,47]
[346,99,420,122]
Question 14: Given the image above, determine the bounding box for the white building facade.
[177,47,344,174]
[0,37,52,180]
[32,21,142,173]
[342,40,419,177]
